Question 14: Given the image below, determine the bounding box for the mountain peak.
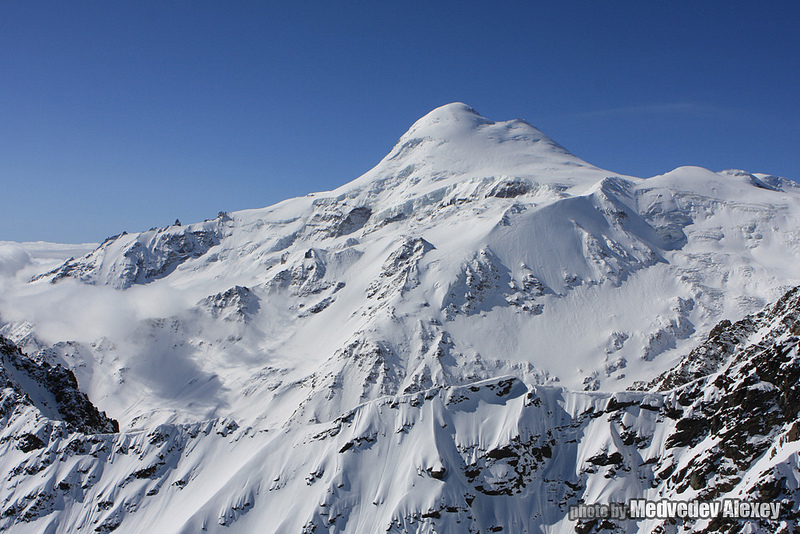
[402,102,514,142]
[393,102,577,160]
[413,102,486,124]
[344,103,593,197]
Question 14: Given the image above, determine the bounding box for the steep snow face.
[1,104,800,532]
[2,288,799,534]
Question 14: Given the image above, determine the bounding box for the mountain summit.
[395,102,569,155]
[343,103,599,200]
[2,105,800,533]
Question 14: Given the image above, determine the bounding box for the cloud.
[562,102,731,121]
[0,243,32,277]
[0,276,192,347]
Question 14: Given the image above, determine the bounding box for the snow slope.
[1,103,799,532]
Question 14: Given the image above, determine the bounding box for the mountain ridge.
[1,104,799,532]
[15,104,800,418]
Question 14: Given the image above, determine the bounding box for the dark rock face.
[522,286,800,533]
[366,237,435,300]
[337,207,372,236]
[198,285,260,322]
[16,433,45,453]
[0,336,118,434]
[32,226,221,289]
[636,286,800,532]
[487,179,530,198]
[126,230,219,284]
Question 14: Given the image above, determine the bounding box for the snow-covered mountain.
[1,103,799,533]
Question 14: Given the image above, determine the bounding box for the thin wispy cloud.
[561,102,731,121]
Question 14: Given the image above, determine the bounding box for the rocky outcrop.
[198,286,260,323]
[33,224,223,289]
[0,336,118,435]
[366,237,435,301]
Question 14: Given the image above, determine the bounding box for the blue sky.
[2,1,798,243]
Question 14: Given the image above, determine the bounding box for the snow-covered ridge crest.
[28,105,601,293]
[19,103,800,399]
[32,215,230,289]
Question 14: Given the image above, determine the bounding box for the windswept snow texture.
[1,103,800,533]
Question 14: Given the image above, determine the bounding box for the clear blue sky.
[2,1,798,243]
